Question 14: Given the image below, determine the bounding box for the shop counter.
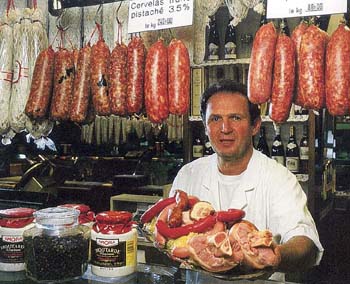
[0,263,300,284]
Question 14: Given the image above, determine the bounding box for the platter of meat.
[139,190,278,280]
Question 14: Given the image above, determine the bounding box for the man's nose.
[221,119,233,133]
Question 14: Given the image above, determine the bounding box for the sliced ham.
[228,220,278,269]
[187,232,242,273]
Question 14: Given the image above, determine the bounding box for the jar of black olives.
[23,207,90,283]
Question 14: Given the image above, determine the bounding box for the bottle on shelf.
[271,125,285,165]
[224,19,237,60]
[256,126,270,157]
[192,135,204,159]
[299,125,309,174]
[204,138,214,156]
[207,15,220,60]
[286,126,300,173]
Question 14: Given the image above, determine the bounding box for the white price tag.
[128,0,193,34]
[266,0,347,19]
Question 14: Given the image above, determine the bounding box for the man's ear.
[252,117,262,136]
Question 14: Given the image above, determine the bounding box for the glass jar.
[91,211,137,277]
[23,207,90,283]
[58,203,95,227]
[0,207,35,272]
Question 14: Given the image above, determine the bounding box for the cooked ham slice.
[187,232,242,273]
[228,220,279,269]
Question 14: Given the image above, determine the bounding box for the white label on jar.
[91,229,137,277]
[0,235,24,264]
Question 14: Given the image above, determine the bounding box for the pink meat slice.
[187,232,242,273]
[229,220,278,269]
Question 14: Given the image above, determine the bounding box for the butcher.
[169,80,323,282]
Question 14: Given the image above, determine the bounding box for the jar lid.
[96,211,132,225]
[34,207,79,227]
[0,207,35,228]
[58,204,90,214]
[0,207,35,218]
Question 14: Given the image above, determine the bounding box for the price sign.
[266,0,347,19]
[128,0,193,34]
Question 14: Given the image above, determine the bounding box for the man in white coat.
[170,80,323,282]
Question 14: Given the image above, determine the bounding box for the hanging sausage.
[168,39,190,115]
[298,24,328,110]
[127,36,145,114]
[248,22,277,104]
[325,23,350,116]
[0,11,14,135]
[144,38,169,124]
[269,20,295,123]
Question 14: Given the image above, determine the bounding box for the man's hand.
[271,236,317,272]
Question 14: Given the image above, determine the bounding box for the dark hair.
[200,80,260,125]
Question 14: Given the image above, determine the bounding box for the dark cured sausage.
[109,43,128,115]
[25,46,55,119]
[325,24,350,116]
[168,190,189,228]
[91,39,111,116]
[168,39,190,115]
[144,38,169,123]
[291,21,308,106]
[50,48,74,121]
[298,25,328,110]
[127,37,146,114]
[69,44,91,123]
[269,32,295,123]
[248,22,277,104]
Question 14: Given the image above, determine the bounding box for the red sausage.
[168,39,190,115]
[325,24,350,116]
[248,22,277,104]
[127,37,146,114]
[91,39,111,116]
[269,32,295,123]
[144,38,169,123]
[291,21,308,106]
[215,209,245,223]
[50,48,75,121]
[109,42,128,115]
[25,46,55,119]
[298,25,328,110]
[156,215,216,239]
[154,203,176,248]
[140,196,176,224]
[70,44,92,123]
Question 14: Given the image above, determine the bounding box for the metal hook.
[55,9,70,31]
[94,4,103,26]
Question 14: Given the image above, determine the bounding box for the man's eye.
[231,115,241,121]
[211,116,220,122]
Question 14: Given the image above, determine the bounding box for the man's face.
[205,92,260,162]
